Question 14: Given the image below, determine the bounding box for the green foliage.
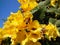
[1,37,11,45]
[31,0,60,45]
[55,20,60,27]
[49,18,57,24]
[31,0,60,25]
[38,37,60,45]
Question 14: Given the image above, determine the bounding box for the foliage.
[0,0,60,45]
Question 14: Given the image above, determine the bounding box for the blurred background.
[0,0,20,27]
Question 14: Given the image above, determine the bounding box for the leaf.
[57,27,60,32]
[39,6,46,19]
[49,18,57,24]
[55,20,60,27]
[30,6,40,14]
[31,0,50,14]
[1,37,11,45]
[46,8,56,13]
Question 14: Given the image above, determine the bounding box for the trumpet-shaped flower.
[45,23,60,40]
[25,40,41,45]
[51,0,58,7]
[18,0,38,11]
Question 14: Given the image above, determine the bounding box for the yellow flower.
[18,0,38,11]
[28,31,43,42]
[23,11,33,24]
[0,0,60,45]
[18,0,37,5]
[9,10,24,26]
[27,20,42,32]
[1,28,18,45]
[45,23,60,40]
[23,11,33,19]
[14,30,26,45]
[0,28,17,45]
[2,29,17,39]
[24,20,43,42]
[18,0,29,4]
[3,10,24,29]
[51,0,58,7]
[0,28,3,44]
[15,11,33,30]
[21,38,28,45]
[25,40,41,45]
[21,38,41,45]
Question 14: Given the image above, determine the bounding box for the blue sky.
[0,0,20,27]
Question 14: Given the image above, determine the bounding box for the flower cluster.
[0,0,60,45]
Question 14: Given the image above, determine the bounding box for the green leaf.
[30,6,40,14]
[31,0,50,14]
[49,18,57,24]
[55,8,60,15]
[1,37,11,45]
[39,6,46,19]
[46,8,56,13]
[58,27,60,32]
[55,20,60,27]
